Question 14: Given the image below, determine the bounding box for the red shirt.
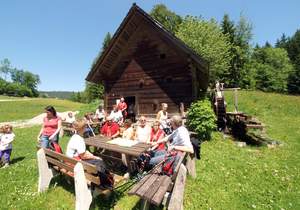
[150,128,165,150]
[42,116,61,136]
[101,122,119,137]
[118,101,127,111]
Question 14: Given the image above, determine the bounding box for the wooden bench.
[128,152,196,210]
[61,121,74,136]
[37,148,124,210]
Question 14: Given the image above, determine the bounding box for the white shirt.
[109,110,123,123]
[65,116,76,123]
[66,134,86,158]
[0,133,15,151]
[168,126,193,149]
[95,109,105,120]
[136,125,151,143]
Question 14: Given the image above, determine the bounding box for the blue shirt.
[168,126,193,149]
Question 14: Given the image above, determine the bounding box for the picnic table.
[84,135,152,173]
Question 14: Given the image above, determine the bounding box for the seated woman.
[149,121,165,151]
[37,106,62,148]
[100,116,120,139]
[156,103,172,134]
[83,112,94,137]
[66,119,113,189]
[149,115,194,167]
[122,119,135,140]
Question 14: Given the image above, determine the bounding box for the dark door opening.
[125,96,136,122]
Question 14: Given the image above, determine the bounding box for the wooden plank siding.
[103,20,193,115]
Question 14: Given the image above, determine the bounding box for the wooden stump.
[186,154,196,179]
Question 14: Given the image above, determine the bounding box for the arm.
[79,150,100,160]
[155,134,171,144]
[111,130,120,139]
[37,125,44,141]
[49,119,62,140]
[156,111,161,120]
[169,145,194,153]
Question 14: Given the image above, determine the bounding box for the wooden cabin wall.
[103,15,195,116]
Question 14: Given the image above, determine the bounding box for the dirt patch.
[0,111,79,128]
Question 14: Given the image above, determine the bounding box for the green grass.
[0,91,299,209]
[0,98,83,122]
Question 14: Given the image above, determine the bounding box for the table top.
[84,135,151,157]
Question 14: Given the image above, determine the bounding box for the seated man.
[149,115,194,167]
[65,112,76,124]
[135,116,151,143]
[66,119,114,189]
[109,105,123,125]
[100,116,120,139]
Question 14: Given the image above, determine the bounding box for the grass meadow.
[0,91,299,209]
[0,98,82,122]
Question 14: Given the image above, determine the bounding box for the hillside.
[0,91,299,210]
[39,91,76,99]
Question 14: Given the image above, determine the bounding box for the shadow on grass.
[131,199,163,210]
[10,156,25,165]
[48,175,146,209]
[91,180,136,209]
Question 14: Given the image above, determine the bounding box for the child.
[0,124,15,168]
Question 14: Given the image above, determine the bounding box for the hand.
[37,136,40,142]
[168,145,175,152]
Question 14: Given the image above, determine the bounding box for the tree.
[285,30,300,93]
[83,82,104,103]
[10,69,40,96]
[150,4,182,33]
[0,58,12,81]
[176,16,232,83]
[91,32,112,68]
[248,47,293,92]
[275,33,289,48]
[221,14,253,88]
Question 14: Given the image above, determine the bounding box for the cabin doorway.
[125,96,136,122]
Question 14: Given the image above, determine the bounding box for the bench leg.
[74,162,92,210]
[168,164,187,210]
[37,149,54,193]
[141,199,150,210]
[186,154,196,178]
[122,153,132,172]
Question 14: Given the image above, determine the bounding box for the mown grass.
[0,91,299,210]
[0,98,82,122]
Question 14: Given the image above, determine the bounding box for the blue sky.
[0,0,299,91]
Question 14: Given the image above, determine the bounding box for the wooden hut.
[86,4,209,118]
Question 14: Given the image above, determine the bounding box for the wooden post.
[234,88,238,113]
[168,164,187,210]
[74,162,92,210]
[37,149,54,193]
[186,154,196,179]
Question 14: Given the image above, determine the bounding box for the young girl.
[0,124,15,168]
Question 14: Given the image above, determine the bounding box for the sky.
[0,0,299,91]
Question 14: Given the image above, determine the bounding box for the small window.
[160,53,166,59]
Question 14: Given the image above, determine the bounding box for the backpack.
[161,151,178,176]
[49,141,63,154]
